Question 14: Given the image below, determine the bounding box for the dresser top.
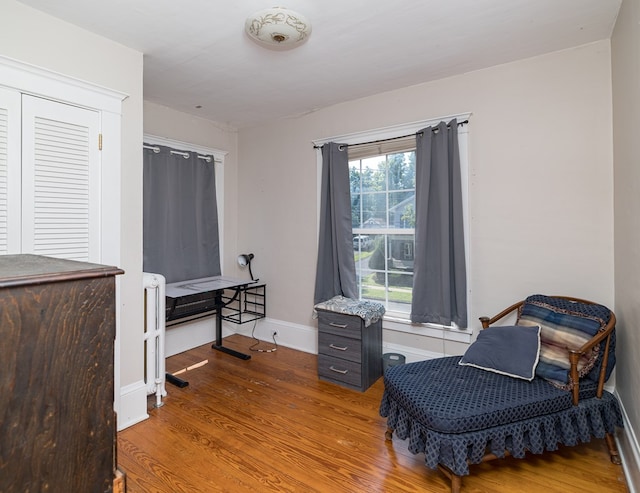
[0,254,123,288]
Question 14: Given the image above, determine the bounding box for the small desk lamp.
[237,253,256,281]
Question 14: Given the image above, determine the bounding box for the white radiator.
[143,272,167,408]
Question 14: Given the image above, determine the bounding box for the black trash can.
[383,353,406,372]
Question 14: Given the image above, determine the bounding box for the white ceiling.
[18,0,621,129]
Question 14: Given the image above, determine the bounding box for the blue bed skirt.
[380,363,622,476]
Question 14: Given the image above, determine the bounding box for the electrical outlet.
[272,330,278,337]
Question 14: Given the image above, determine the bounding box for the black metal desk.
[165,276,256,371]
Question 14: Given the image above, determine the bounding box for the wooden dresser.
[316,309,382,392]
[0,254,125,493]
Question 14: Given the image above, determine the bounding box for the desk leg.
[212,291,251,360]
[166,372,189,388]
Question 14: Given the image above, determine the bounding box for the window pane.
[389,191,415,229]
[387,152,415,191]
[351,192,361,229]
[350,148,416,316]
[361,156,386,193]
[388,234,414,273]
[352,234,373,251]
[349,161,361,196]
[361,192,387,228]
[387,272,412,314]
[361,269,383,303]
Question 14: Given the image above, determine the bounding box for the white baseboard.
[165,316,221,357]
[615,389,640,493]
[117,380,149,431]
[164,314,454,360]
[232,317,444,363]
[382,341,443,363]
[232,317,318,354]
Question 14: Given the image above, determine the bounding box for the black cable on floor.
[249,319,277,353]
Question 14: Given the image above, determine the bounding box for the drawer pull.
[329,322,348,328]
[329,344,348,351]
[329,366,348,374]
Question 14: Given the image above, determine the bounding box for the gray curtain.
[314,142,357,304]
[143,144,221,284]
[411,120,467,326]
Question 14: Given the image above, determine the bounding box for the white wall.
[612,0,640,488]
[237,40,615,356]
[0,1,144,424]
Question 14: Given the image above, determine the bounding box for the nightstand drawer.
[318,331,361,363]
[318,354,362,388]
[317,310,363,339]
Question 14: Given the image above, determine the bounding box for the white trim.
[0,55,127,114]
[382,341,444,364]
[615,389,640,493]
[101,111,122,267]
[118,380,150,431]
[233,317,318,355]
[312,113,471,147]
[229,316,470,358]
[165,316,220,357]
[0,86,21,254]
[383,316,473,344]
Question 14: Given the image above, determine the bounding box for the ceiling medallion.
[245,7,312,50]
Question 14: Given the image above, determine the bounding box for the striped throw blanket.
[516,294,609,390]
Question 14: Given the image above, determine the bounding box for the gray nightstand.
[316,309,382,391]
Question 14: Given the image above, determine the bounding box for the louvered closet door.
[21,95,100,262]
[0,87,21,255]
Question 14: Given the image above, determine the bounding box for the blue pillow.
[459,325,541,381]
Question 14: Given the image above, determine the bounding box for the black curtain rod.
[313,119,468,149]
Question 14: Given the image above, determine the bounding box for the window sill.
[382,314,473,344]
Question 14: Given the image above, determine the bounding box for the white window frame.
[313,113,472,344]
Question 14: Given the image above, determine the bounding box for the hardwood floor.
[117,334,628,493]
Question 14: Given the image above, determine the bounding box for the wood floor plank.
[118,335,628,493]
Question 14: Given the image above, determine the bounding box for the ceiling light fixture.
[245,7,311,50]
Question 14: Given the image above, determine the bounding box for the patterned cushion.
[313,295,385,327]
[516,295,610,389]
[382,356,599,434]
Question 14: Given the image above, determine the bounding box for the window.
[314,113,471,329]
[350,146,416,317]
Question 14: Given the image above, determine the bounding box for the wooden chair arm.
[479,300,524,328]
[567,311,616,405]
